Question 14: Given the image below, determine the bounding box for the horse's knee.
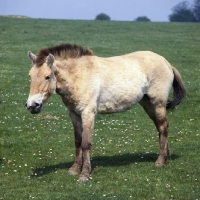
[81,142,92,151]
[81,128,92,150]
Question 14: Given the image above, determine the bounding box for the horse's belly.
[97,90,144,114]
[96,60,148,114]
[97,101,134,114]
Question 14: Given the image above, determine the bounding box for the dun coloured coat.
[26,44,186,182]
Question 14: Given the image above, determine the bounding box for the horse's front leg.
[78,109,96,182]
[68,111,83,175]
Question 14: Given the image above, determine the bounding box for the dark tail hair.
[166,67,186,109]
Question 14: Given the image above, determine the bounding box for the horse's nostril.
[35,103,40,108]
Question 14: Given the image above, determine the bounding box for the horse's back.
[95,51,173,75]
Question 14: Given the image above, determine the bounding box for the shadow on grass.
[31,153,179,178]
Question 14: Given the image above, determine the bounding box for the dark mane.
[36,43,93,66]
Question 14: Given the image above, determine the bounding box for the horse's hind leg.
[139,95,170,166]
[154,105,170,167]
[68,111,83,175]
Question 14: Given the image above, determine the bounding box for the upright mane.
[36,43,93,66]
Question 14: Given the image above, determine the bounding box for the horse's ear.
[46,54,54,69]
[28,51,36,65]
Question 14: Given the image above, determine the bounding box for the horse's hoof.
[155,155,167,167]
[78,176,89,182]
[68,169,80,175]
[155,159,166,167]
[155,162,165,167]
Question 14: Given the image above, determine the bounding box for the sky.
[0,0,194,22]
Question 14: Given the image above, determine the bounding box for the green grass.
[0,17,200,199]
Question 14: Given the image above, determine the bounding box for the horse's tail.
[166,66,186,109]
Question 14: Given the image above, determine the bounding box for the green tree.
[193,0,200,22]
[169,1,196,22]
[95,13,111,21]
[135,16,151,22]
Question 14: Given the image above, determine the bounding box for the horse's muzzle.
[25,102,42,114]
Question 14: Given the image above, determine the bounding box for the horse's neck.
[54,59,66,69]
[53,60,73,94]
[53,60,67,76]
[53,60,78,107]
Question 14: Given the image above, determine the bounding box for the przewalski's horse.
[26,44,186,182]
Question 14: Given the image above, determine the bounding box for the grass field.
[0,17,200,199]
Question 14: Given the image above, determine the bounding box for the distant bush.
[135,16,151,22]
[95,13,111,21]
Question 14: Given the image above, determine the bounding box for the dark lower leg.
[78,129,92,181]
[155,119,169,167]
[68,112,83,175]
[78,118,93,182]
[79,149,91,181]
[68,140,83,175]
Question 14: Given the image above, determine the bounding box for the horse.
[25,43,186,182]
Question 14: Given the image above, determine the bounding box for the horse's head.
[25,52,56,114]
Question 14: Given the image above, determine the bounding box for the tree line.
[95,0,200,22]
[169,0,200,22]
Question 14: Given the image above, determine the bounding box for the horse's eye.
[45,76,50,81]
